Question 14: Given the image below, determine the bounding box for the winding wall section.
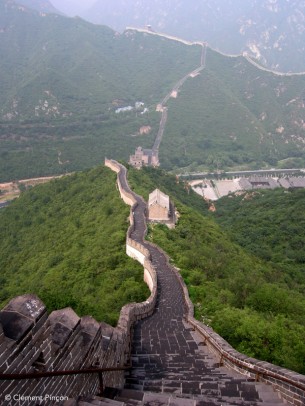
[0,162,158,405]
[106,159,305,406]
[0,160,304,405]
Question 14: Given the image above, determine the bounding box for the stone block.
[51,323,72,348]
[49,308,80,348]
[0,310,33,342]
[49,308,80,330]
[0,295,46,342]
[3,295,46,321]
[81,316,100,338]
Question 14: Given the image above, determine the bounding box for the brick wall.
[148,204,169,221]
[5,158,303,405]
[0,297,105,405]
[0,160,159,405]
[106,160,305,405]
[171,258,305,405]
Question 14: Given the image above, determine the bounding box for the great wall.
[125,27,305,77]
[0,159,304,405]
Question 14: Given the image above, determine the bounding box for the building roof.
[238,178,252,190]
[239,176,278,190]
[143,149,153,157]
[288,177,305,188]
[148,189,170,210]
[278,178,291,189]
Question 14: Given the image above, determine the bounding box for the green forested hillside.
[0,0,201,181]
[214,188,305,289]
[15,0,59,13]
[1,163,305,371]
[128,167,305,373]
[161,49,305,172]
[0,166,149,325]
[2,1,305,182]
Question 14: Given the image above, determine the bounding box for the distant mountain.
[160,47,305,172]
[15,0,60,13]
[0,0,200,181]
[1,0,305,182]
[56,0,305,73]
[0,0,200,120]
[49,0,96,16]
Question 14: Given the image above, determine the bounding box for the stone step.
[255,383,284,404]
[142,392,194,406]
[66,397,125,406]
[123,379,286,404]
[115,388,144,404]
[65,384,286,406]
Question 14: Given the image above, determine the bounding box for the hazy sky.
[50,0,96,15]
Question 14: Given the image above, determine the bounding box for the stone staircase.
[85,167,285,406]
[66,163,288,406]
[64,164,284,406]
[71,381,285,405]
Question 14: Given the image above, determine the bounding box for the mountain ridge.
[50,0,305,73]
[10,0,60,14]
[1,3,305,181]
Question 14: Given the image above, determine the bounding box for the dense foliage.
[214,188,305,292]
[128,167,305,373]
[0,1,201,181]
[69,0,305,73]
[161,49,305,172]
[2,2,305,181]
[0,166,150,325]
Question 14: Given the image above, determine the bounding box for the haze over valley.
[1,1,305,400]
[49,0,305,73]
[1,0,305,182]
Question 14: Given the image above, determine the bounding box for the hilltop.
[53,0,305,73]
[1,162,305,372]
[1,2,305,181]
[0,165,150,325]
[128,166,305,373]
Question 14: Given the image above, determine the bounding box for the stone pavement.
[116,166,286,406]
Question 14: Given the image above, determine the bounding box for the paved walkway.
[117,165,284,406]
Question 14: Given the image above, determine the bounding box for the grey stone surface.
[0,294,46,341]
[49,308,81,330]
[117,163,287,406]
[0,310,33,341]
[3,294,46,320]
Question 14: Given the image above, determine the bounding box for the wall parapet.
[106,157,305,405]
[0,160,158,405]
[105,158,157,299]
[6,158,301,405]
[0,295,107,404]
[170,258,305,405]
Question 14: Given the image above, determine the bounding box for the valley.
[51,0,305,73]
[1,1,305,397]
[2,2,305,181]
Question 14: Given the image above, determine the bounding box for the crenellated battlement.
[0,160,304,405]
[0,160,158,405]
